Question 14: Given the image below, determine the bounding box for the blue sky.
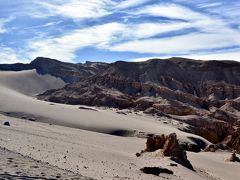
[0,0,240,63]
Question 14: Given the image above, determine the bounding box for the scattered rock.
[78,106,97,111]
[116,111,127,115]
[28,118,36,121]
[143,107,159,114]
[204,144,218,152]
[135,153,141,157]
[170,163,178,167]
[3,121,10,126]
[227,152,240,162]
[140,167,173,176]
[187,137,207,150]
[181,143,201,153]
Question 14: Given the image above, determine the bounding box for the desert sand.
[0,70,239,180]
[0,147,88,179]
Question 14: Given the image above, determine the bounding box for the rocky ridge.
[0,57,108,83]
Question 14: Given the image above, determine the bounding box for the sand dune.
[1,115,239,180]
[0,147,87,179]
[0,70,65,96]
[0,115,210,180]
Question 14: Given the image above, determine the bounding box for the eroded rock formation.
[224,128,240,153]
[144,133,193,170]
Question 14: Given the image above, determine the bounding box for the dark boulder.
[140,167,173,176]
[3,121,10,126]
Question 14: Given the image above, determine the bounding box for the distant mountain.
[0,57,108,83]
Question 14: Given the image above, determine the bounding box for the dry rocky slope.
[1,57,240,152]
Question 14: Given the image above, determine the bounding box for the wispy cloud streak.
[0,0,240,63]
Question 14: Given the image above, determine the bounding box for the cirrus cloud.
[0,0,240,63]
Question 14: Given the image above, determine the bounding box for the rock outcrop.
[227,152,240,162]
[144,133,193,170]
[224,128,240,153]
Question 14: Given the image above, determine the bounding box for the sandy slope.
[0,70,239,180]
[0,115,208,180]
[0,70,66,96]
[0,147,89,179]
[189,152,240,180]
[1,115,239,180]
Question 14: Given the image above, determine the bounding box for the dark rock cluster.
[227,152,240,162]
[224,128,240,153]
[144,133,193,170]
[140,167,173,176]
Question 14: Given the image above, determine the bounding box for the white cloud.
[23,21,62,30]
[133,3,204,21]
[27,20,197,61]
[0,46,29,64]
[107,3,240,56]
[198,2,222,8]
[28,23,126,61]
[110,32,240,54]
[132,3,234,34]
[131,50,240,62]
[2,1,240,63]
[27,4,240,61]
[130,56,164,62]
[0,17,14,33]
[115,0,150,9]
[185,50,240,61]
[37,0,114,20]
[128,22,191,39]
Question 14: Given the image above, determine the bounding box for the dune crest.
[0,69,66,96]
